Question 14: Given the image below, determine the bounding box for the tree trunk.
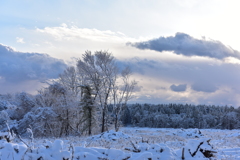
[115,115,119,132]
[88,107,92,135]
[101,109,106,133]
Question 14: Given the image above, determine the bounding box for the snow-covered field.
[0,127,240,159]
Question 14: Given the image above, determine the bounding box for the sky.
[1,0,240,106]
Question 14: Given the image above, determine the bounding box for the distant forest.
[0,92,239,139]
[121,103,240,130]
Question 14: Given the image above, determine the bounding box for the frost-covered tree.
[18,107,59,137]
[77,51,136,133]
[17,83,82,137]
[111,67,137,131]
[59,66,83,97]
[221,112,238,130]
[14,92,35,120]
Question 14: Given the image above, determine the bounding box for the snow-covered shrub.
[89,130,130,142]
[24,139,71,160]
[18,107,59,137]
[13,92,35,120]
[0,140,27,160]
[125,142,175,160]
[0,110,9,124]
[0,130,15,143]
[0,128,234,160]
[173,128,204,138]
[0,100,17,118]
[0,100,8,111]
[85,130,131,149]
[177,138,217,159]
[0,110,18,132]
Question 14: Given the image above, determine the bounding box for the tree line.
[121,103,240,130]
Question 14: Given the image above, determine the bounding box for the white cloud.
[18,24,151,61]
[16,37,25,43]
[36,24,137,43]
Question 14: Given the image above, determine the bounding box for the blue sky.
[1,0,240,106]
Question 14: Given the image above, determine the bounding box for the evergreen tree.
[80,85,96,135]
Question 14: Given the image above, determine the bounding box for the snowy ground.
[0,127,240,159]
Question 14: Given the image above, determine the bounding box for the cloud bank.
[0,44,67,85]
[129,33,240,60]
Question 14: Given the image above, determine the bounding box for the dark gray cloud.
[191,83,218,93]
[0,44,67,83]
[170,84,187,92]
[128,33,240,60]
[116,57,167,75]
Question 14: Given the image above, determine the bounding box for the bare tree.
[111,67,137,131]
[59,66,83,97]
[77,51,136,133]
